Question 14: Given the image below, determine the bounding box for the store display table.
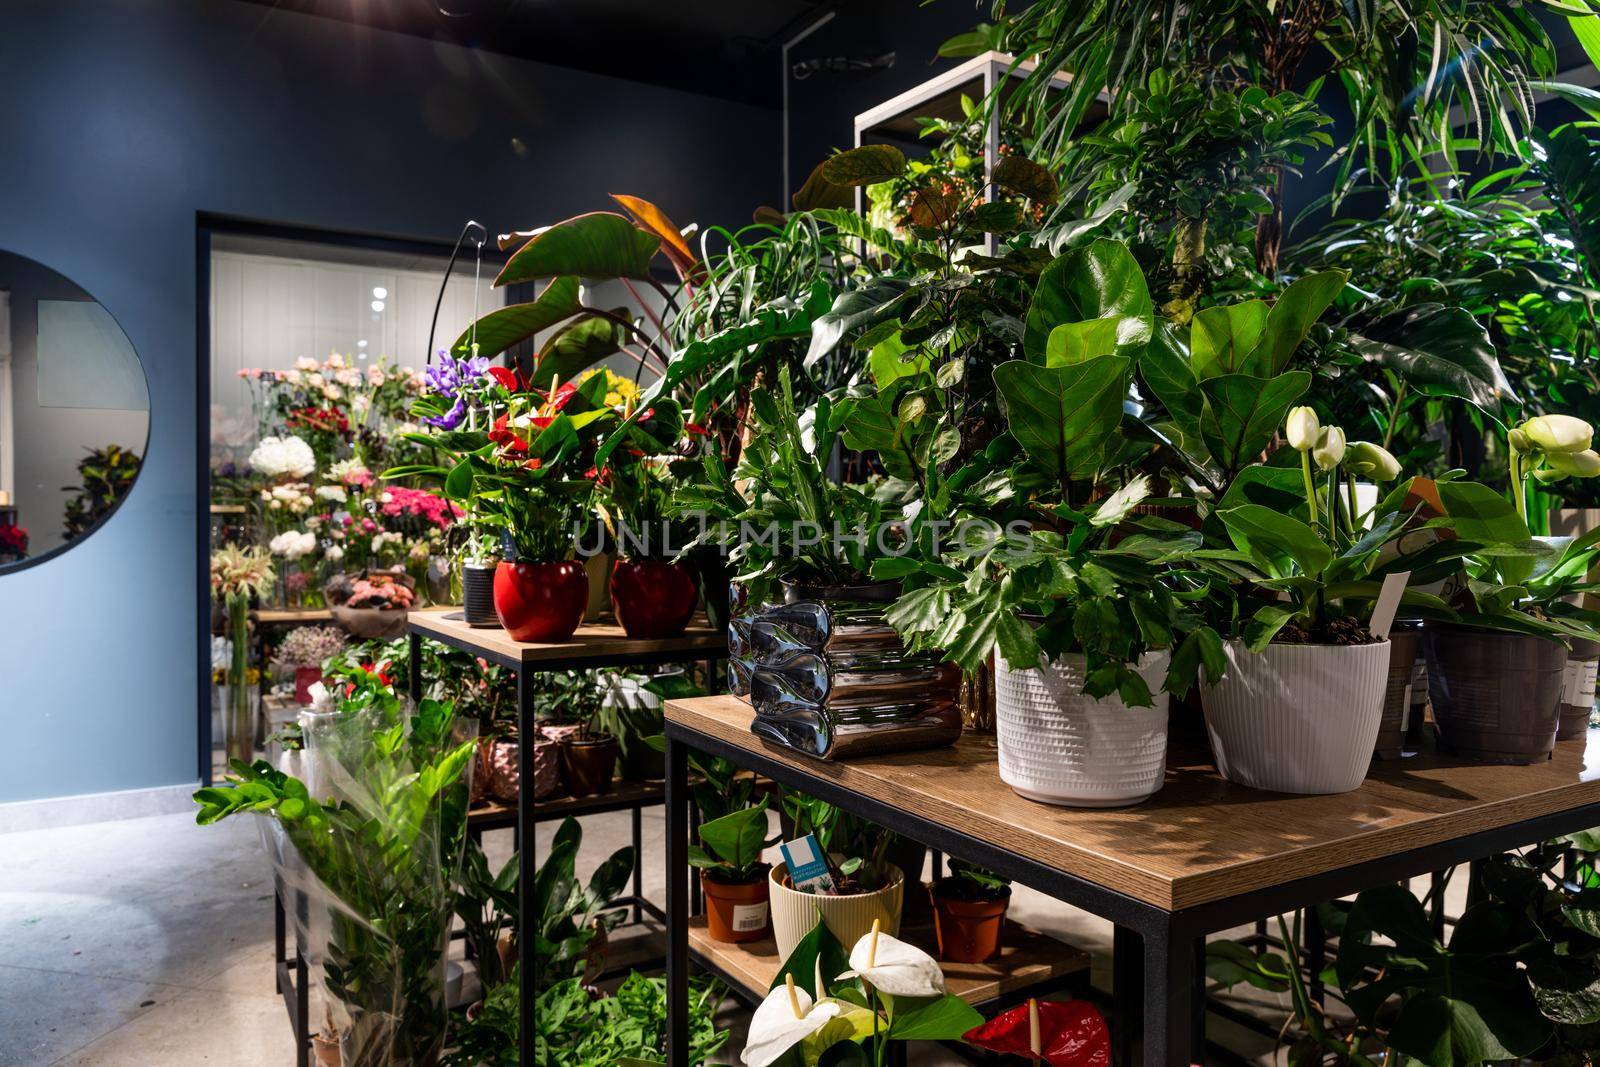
[663,694,1600,1066]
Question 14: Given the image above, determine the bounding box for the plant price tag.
[1368,571,1411,638]
[732,902,770,932]
[780,834,835,894]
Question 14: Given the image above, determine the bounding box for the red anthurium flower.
[488,413,514,444]
[963,1000,1109,1067]
[523,458,543,471]
[685,422,711,437]
[541,380,579,411]
[486,365,521,391]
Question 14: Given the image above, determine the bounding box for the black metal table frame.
[407,622,725,1067]
[662,721,1600,1066]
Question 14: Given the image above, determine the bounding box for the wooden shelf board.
[408,606,726,669]
[467,779,666,828]
[666,695,1600,912]
[253,608,333,625]
[688,914,1088,1007]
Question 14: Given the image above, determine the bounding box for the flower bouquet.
[272,625,349,705]
[211,545,276,764]
[326,570,417,639]
[0,522,27,563]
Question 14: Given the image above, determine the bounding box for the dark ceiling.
[236,0,839,107]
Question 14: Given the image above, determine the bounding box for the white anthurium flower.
[1522,414,1593,455]
[1546,449,1600,479]
[741,974,842,1067]
[1343,441,1401,481]
[1286,406,1320,452]
[1312,425,1346,472]
[839,924,946,998]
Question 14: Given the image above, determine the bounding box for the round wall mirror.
[0,249,150,571]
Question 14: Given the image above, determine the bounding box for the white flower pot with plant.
[995,649,1173,807]
[769,793,904,961]
[1201,408,1425,794]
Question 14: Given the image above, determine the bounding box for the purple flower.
[424,395,467,430]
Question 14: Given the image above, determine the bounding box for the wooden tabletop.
[408,606,727,669]
[666,695,1600,911]
[253,608,334,625]
[688,916,1088,1008]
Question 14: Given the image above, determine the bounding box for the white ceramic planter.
[995,651,1171,807]
[769,862,903,962]
[1201,640,1390,794]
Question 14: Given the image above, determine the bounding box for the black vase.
[462,562,499,628]
[731,580,963,760]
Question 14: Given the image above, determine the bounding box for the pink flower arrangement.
[379,487,463,530]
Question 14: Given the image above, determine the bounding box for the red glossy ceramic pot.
[610,559,699,638]
[493,560,588,643]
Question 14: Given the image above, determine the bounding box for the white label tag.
[1564,659,1599,705]
[1368,571,1411,638]
[731,902,769,932]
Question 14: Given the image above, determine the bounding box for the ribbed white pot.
[1201,640,1390,794]
[769,863,903,963]
[995,651,1171,807]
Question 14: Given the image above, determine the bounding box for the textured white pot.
[769,862,903,963]
[1201,640,1390,794]
[995,651,1171,807]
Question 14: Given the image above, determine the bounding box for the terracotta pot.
[610,558,699,638]
[531,739,563,800]
[493,560,587,643]
[702,869,771,943]
[560,735,618,796]
[930,881,1010,963]
[312,1034,341,1067]
[293,666,322,706]
[462,562,500,628]
[1374,625,1422,760]
[1424,622,1565,763]
[1558,637,1600,742]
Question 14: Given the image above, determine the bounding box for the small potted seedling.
[930,860,1012,963]
[689,795,776,943]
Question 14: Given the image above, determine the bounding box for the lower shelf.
[687,913,1090,1010]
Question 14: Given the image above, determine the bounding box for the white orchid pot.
[769,862,903,963]
[1201,639,1390,794]
[995,651,1171,807]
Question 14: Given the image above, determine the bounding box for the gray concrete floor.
[0,804,1469,1066]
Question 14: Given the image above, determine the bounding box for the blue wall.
[0,0,778,804]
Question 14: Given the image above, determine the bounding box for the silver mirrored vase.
[729,581,963,760]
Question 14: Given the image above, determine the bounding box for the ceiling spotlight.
[372,286,388,300]
[371,300,385,313]
[357,339,368,348]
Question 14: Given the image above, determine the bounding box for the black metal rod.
[517,666,534,1067]
[1307,907,1326,1006]
[632,804,644,926]
[1112,924,1141,1067]
[665,732,691,1067]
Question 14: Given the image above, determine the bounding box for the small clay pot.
[493,560,588,643]
[1424,622,1565,764]
[702,868,771,943]
[930,881,1010,964]
[486,738,521,802]
[560,735,618,797]
[312,1034,341,1067]
[611,558,699,639]
[1374,624,1422,760]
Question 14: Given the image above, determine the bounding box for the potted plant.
[593,403,700,639]
[1200,409,1446,793]
[769,791,905,961]
[689,795,776,943]
[555,682,619,798]
[930,860,1012,964]
[1425,466,1600,762]
[272,625,348,705]
[210,545,276,766]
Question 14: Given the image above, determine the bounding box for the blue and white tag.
[780,834,834,894]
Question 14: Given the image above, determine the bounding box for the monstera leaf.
[1022,239,1154,363]
[497,212,662,285]
[994,355,1131,480]
[1349,303,1518,414]
[454,276,583,359]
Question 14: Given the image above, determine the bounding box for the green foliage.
[532,816,635,995]
[780,790,897,893]
[688,794,775,883]
[62,443,141,541]
[531,973,728,1067]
